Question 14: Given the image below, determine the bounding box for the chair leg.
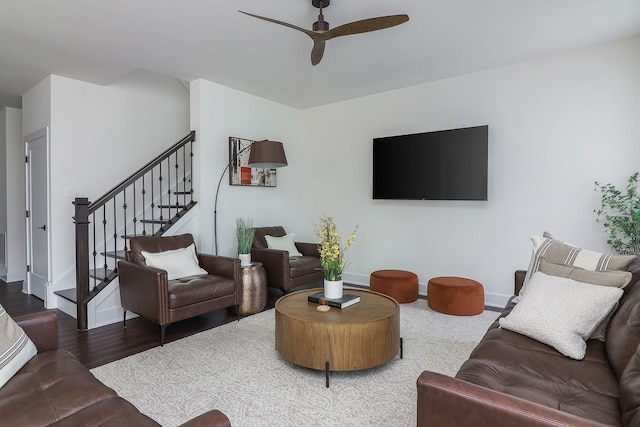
[235,305,240,322]
[160,324,167,347]
[123,310,127,328]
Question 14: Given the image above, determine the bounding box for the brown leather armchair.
[118,233,240,346]
[251,226,323,293]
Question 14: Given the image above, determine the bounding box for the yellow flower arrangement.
[313,214,358,281]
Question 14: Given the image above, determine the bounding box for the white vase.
[239,253,252,267]
[324,279,343,299]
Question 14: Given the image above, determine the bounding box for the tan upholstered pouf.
[370,270,419,303]
[427,276,484,316]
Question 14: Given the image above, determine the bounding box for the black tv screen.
[373,125,488,201]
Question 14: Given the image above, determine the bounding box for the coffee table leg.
[325,361,330,388]
[400,337,403,359]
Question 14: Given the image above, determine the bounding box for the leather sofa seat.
[417,258,640,426]
[168,275,237,308]
[0,310,231,426]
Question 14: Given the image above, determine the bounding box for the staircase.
[61,131,197,330]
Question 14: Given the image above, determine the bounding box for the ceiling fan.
[239,0,409,66]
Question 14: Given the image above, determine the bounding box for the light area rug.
[91,300,498,427]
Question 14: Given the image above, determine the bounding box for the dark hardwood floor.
[0,280,287,369]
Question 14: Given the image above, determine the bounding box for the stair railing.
[73,131,196,330]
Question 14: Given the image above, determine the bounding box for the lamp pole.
[213,144,252,255]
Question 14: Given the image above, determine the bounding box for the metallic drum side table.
[238,262,268,315]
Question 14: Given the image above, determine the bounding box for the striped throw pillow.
[517,234,636,301]
[0,305,37,388]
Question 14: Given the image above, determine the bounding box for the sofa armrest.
[198,254,239,280]
[15,310,59,353]
[118,260,169,323]
[417,371,609,427]
[178,409,231,427]
[251,247,288,288]
[296,242,320,257]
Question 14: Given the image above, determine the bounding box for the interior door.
[25,128,50,303]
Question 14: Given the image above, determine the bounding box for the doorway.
[25,127,50,305]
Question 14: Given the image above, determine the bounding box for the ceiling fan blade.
[238,10,315,38]
[310,39,326,66]
[324,14,409,40]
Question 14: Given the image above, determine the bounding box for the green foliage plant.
[236,218,255,254]
[313,214,358,281]
[594,172,640,255]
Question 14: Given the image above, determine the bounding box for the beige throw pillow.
[141,243,207,280]
[500,272,623,360]
[538,258,632,341]
[265,233,303,258]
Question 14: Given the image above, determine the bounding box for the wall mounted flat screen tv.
[373,125,488,201]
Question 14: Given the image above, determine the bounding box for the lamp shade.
[248,140,288,168]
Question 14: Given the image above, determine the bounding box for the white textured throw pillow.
[265,233,303,257]
[141,243,207,280]
[499,272,623,360]
[0,304,37,389]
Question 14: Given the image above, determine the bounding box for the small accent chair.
[118,233,240,346]
[251,226,323,293]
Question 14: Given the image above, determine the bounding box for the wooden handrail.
[89,131,195,212]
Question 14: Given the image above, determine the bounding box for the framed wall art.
[229,137,277,187]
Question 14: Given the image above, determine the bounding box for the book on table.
[307,292,360,309]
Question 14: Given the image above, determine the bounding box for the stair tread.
[156,204,187,209]
[102,250,127,259]
[90,268,116,281]
[54,288,77,303]
[140,219,171,224]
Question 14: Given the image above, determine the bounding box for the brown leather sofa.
[417,258,640,427]
[0,310,231,426]
[251,226,323,293]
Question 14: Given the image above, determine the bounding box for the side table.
[238,262,267,315]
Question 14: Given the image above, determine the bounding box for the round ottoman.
[427,276,484,316]
[370,270,419,303]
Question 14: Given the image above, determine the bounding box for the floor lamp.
[214,140,288,254]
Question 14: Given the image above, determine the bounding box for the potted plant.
[236,218,255,267]
[594,172,640,254]
[313,214,358,299]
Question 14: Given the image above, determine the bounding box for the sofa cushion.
[288,256,322,278]
[0,304,37,389]
[499,272,623,359]
[168,275,237,309]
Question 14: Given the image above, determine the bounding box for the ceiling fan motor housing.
[312,0,330,8]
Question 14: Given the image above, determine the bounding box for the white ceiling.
[1,0,639,110]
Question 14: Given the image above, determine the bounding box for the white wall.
[21,71,190,306]
[192,37,640,307]
[295,37,640,305]
[0,107,25,282]
[189,80,303,255]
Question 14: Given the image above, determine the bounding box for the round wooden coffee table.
[275,288,400,386]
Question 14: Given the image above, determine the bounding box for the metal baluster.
[91,211,97,291]
[131,180,136,249]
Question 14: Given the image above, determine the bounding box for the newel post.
[74,197,91,330]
